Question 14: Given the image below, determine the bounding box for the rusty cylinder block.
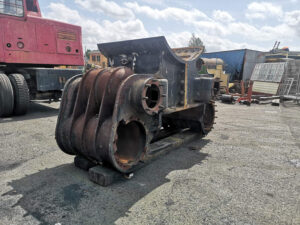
[56,36,215,173]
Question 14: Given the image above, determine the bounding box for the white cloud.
[45,1,300,52]
[227,22,294,42]
[46,3,148,49]
[163,31,263,51]
[164,31,190,48]
[285,10,300,26]
[246,2,283,20]
[140,0,165,6]
[47,2,81,22]
[125,2,208,22]
[192,20,229,36]
[284,10,300,35]
[212,10,235,23]
[124,2,293,43]
[74,0,135,20]
[191,19,293,44]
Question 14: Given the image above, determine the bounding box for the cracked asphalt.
[0,101,299,225]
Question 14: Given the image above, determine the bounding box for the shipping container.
[201,49,265,82]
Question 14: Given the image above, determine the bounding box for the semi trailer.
[0,0,84,117]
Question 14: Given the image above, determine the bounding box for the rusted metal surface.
[173,46,204,61]
[56,36,216,173]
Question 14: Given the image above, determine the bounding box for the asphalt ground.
[0,101,299,225]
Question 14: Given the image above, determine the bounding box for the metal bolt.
[142,97,149,100]
[124,173,134,180]
[145,84,151,87]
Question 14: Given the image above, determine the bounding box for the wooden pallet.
[74,130,202,186]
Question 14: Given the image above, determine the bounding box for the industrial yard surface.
[0,102,299,225]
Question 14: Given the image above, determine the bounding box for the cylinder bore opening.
[145,84,160,108]
[115,121,146,166]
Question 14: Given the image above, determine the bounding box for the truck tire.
[0,73,14,117]
[8,74,30,115]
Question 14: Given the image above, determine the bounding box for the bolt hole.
[17,42,24,49]
[6,43,11,48]
[66,46,71,52]
[145,84,160,108]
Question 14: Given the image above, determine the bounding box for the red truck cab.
[0,0,84,66]
[0,0,84,117]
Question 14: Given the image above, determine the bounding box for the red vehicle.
[0,0,84,117]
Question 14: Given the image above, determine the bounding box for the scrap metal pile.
[56,36,216,173]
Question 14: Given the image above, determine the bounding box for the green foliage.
[188,33,204,48]
[85,49,92,58]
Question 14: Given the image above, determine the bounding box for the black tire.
[0,73,14,117]
[8,73,30,115]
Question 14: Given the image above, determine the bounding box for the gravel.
[0,101,299,225]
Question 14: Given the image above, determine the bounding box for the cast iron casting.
[56,36,215,173]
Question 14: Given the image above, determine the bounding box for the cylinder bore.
[145,84,160,108]
[141,81,163,115]
[114,121,146,168]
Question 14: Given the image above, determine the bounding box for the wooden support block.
[76,130,202,187]
[89,166,122,187]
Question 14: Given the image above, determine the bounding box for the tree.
[85,49,92,59]
[188,33,204,48]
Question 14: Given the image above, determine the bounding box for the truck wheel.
[8,74,30,115]
[0,73,14,117]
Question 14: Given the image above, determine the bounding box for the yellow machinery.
[202,58,229,93]
[172,48,229,93]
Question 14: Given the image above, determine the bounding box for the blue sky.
[40,0,300,52]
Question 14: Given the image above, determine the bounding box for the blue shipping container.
[202,49,265,82]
